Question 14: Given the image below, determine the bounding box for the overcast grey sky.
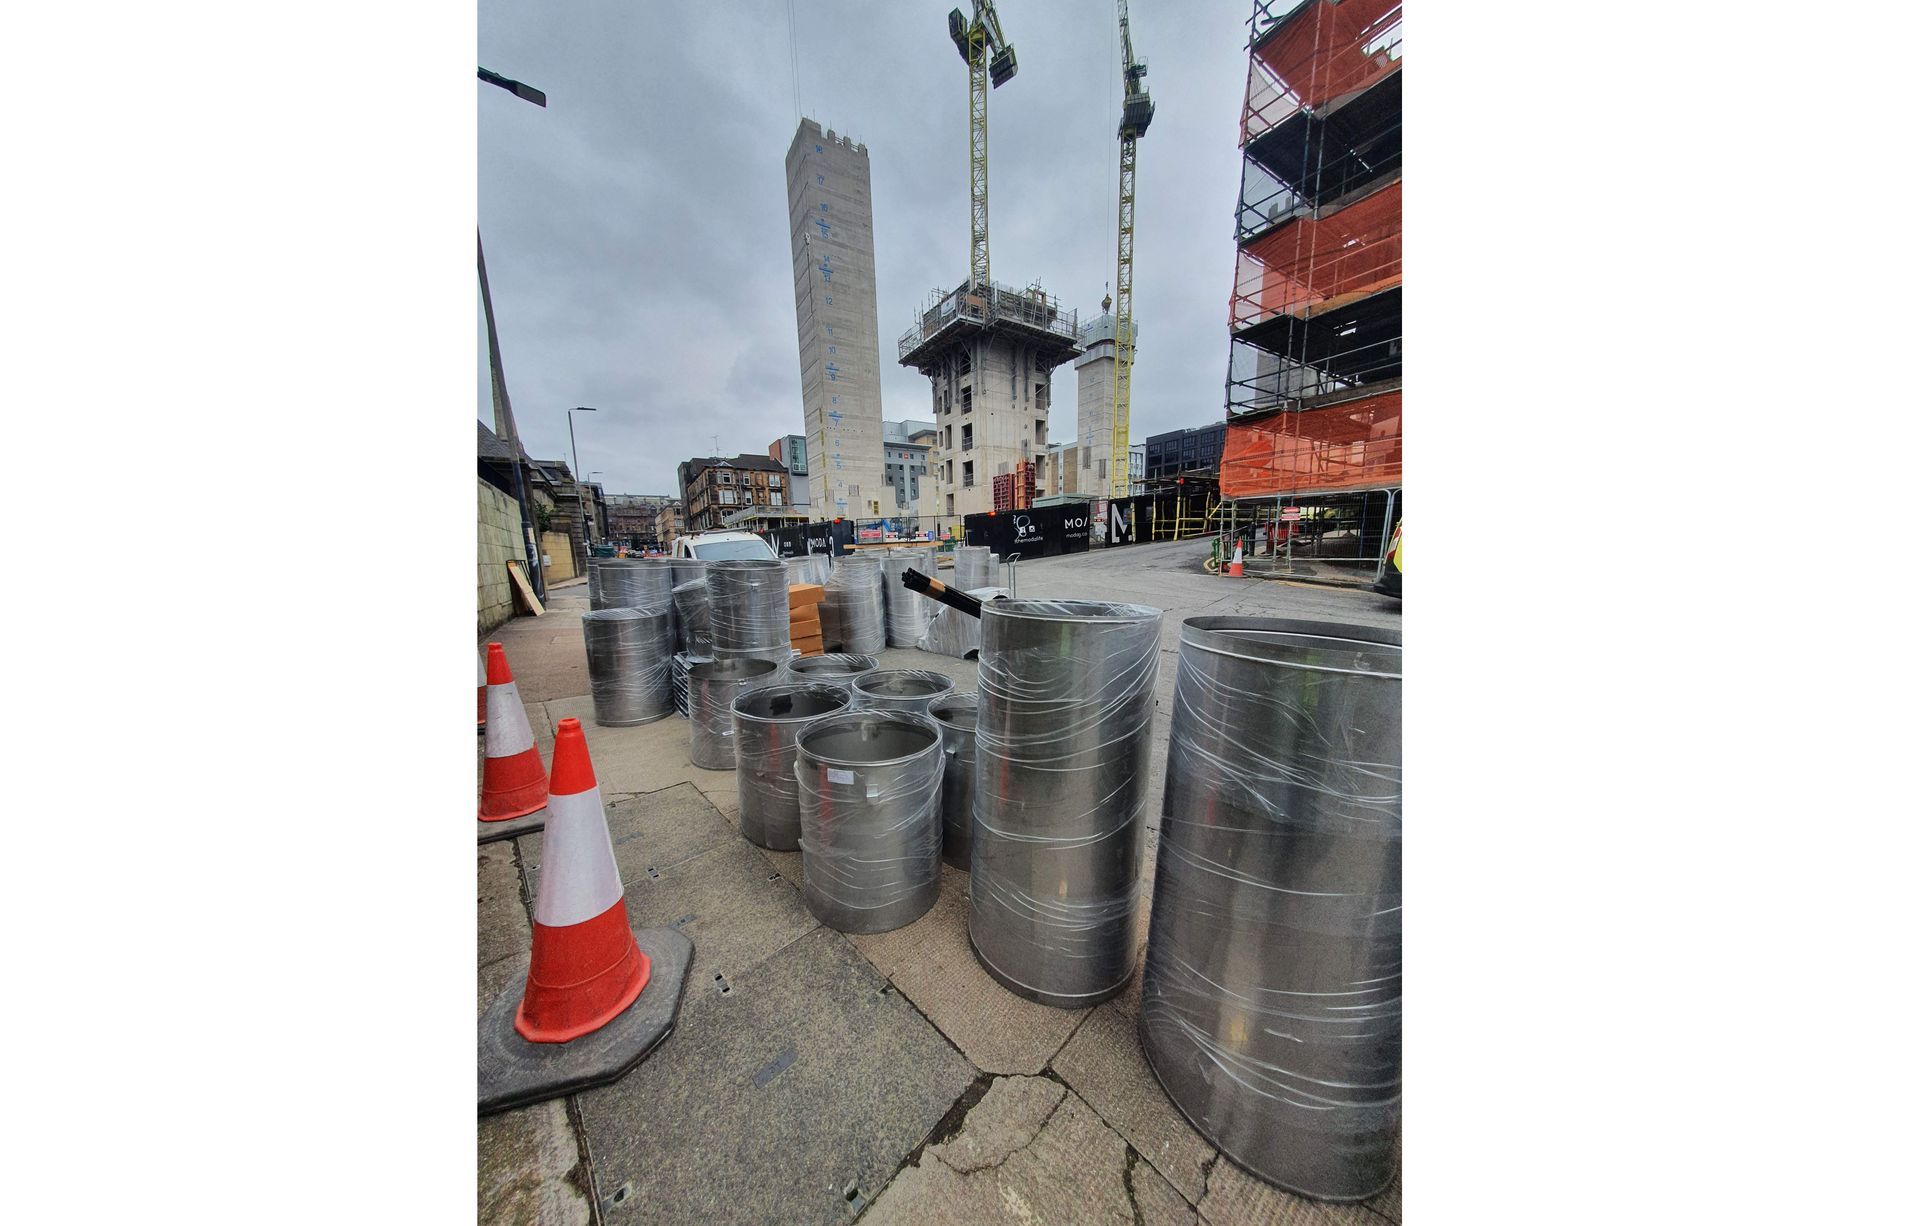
[479,0,1252,496]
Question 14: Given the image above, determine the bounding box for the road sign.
[1280,507,1302,522]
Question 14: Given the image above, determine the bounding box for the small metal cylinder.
[969,599,1162,1008]
[580,607,674,727]
[881,549,938,647]
[795,710,944,934]
[593,558,677,613]
[781,652,879,698]
[1140,618,1401,1202]
[708,559,791,665]
[954,546,999,590]
[671,579,713,657]
[732,683,854,851]
[928,693,978,871]
[821,555,886,654]
[687,658,780,770]
[852,668,955,717]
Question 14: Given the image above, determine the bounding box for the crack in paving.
[931,1082,1068,1177]
[1122,1147,1146,1226]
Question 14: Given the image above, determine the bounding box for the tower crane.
[1109,0,1153,497]
[948,2,1018,293]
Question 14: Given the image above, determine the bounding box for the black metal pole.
[479,229,545,601]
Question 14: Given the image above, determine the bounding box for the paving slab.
[845,863,969,979]
[477,1098,594,1226]
[577,925,974,1226]
[862,1080,1191,1226]
[1199,1157,1396,1226]
[541,697,717,795]
[478,839,531,1009]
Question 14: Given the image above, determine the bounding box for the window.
[961,388,972,414]
[961,424,973,451]
[1097,460,1108,483]
[1035,382,1048,411]
[946,493,955,514]
[771,492,783,506]
[962,461,974,488]
[943,426,952,450]
[769,474,782,488]
[717,472,733,484]
[719,489,737,505]
[1035,418,1046,445]
[958,351,971,375]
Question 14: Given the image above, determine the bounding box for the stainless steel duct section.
[785,553,831,587]
[780,652,879,698]
[732,683,853,851]
[852,669,955,717]
[794,710,944,934]
[1140,617,1402,1202]
[916,586,1010,659]
[592,558,678,613]
[969,599,1162,1008]
[580,607,674,727]
[928,693,979,872]
[671,652,710,719]
[953,546,1000,590]
[708,559,791,665]
[881,548,938,646]
[671,579,714,657]
[586,556,606,609]
[687,658,779,770]
[667,560,708,652]
[820,555,886,655]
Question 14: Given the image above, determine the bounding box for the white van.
[671,531,780,562]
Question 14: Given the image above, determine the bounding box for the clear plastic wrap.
[667,560,708,651]
[671,651,711,719]
[928,693,979,871]
[953,546,1001,590]
[731,683,854,851]
[779,652,879,696]
[785,553,831,587]
[1139,617,1401,1202]
[914,587,1011,659]
[794,710,945,934]
[593,558,677,613]
[671,578,714,657]
[820,555,886,655]
[686,657,780,770]
[707,559,792,665]
[968,599,1163,1008]
[580,607,674,727]
[880,548,939,647]
[851,668,955,716]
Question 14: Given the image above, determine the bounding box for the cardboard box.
[792,634,824,657]
[790,603,821,630]
[788,583,825,610]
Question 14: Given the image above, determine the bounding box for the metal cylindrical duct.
[668,557,708,592]
[667,560,708,651]
[671,652,710,719]
[1140,618,1402,1202]
[785,553,830,588]
[593,558,676,613]
[852,668,955,717]
[820,555,886,655]
[928,693,978,871]
[780,652,879,698]
[586,556,606,609]
[952,546,995,590]
[881,550,937,647]
[969,599,1162,1008]
[687,658,779,770]
[671,579,713,657]
[708,559,791,665]
[915,585,1010,658]
[794,710,944,934]
[732,683,853,851]
[580,607,674,727]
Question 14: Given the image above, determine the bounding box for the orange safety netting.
[1230,181,1401,330]
[1221,390,1402,499]
[1242,0,1403,144]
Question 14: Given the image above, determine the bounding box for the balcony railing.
[899,280,1080,361]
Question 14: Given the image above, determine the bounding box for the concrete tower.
[785,119,886,519]
[1071,308,1139,494]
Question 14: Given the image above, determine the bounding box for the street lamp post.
[569,406,597,546]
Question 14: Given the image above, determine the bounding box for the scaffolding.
[898,280,1080,372]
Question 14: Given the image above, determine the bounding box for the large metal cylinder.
[794,710,944,934]
[667,560,708,651]
[780,652,878,698]
[580,607,674,727]
[687,658,779,770]
[881,549,937,646]
[593,558,676,612]
[969,599,1162,1008]
[707,559,791,665]
[928,692,978,871]
[586,556,606,609]
[1140,618,1402,1202]
[852,668,955,717]
[785,553,831,588]
[732,683,853,851]
[671,652,709,719]
[820,555,886,654]
[953,546,999,590]
[916,585,1010,658]
[671,578,713,657]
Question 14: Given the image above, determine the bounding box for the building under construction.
[1218,0,1402,573]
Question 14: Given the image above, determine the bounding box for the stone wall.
[478,479,526,634]
[540,532,577,583]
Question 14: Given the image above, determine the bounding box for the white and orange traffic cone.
[478,718,693,1114]
[480,642,547,822]
[478,648,488,733]
[1227,542,1244,578]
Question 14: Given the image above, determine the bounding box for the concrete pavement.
[478,538,1401,1225]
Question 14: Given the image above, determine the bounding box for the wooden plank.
[787,583,826,610]
[506,560,545,616]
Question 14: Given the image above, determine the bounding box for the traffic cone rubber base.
[477,809,546,844]
[478,925,693,1115]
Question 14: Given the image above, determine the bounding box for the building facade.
[882,419,934,510]
[767,434,812,513]
[1144,424,1227,482]
[1070,312,1139,495]
[785,119,886,519]
[605,493,676,550]
[677,455,791,532]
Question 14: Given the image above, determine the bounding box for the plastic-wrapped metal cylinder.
[820,555,886,655]
[687,658,779,770]
[881,550,937,647]
[671,579,713,657]
[794,711,944,933]
[1140,618,1402,1202]
[586,556,607,609]
[667,560,708,651]
[916,586,1010,659]
[671,652,709,719]
[852,668,955,717]
[732,683,853,851]
[580,607,674,727]
[780,652,879,697]
[708,559,791,665]
[928,693,978,871]
[593,558,676,612]
[785,554,830,588]
[969,600,1162,1008]
[953,546,999,590]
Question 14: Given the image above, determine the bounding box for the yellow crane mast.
[1110,0,1153,497]
[948,2,1018,293]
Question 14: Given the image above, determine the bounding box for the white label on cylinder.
[827,768,855,785]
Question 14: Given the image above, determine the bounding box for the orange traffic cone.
[480,642,547,821]
[514,719,650,1042]
[477,648,488,733]
[1227,542,1244,578]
